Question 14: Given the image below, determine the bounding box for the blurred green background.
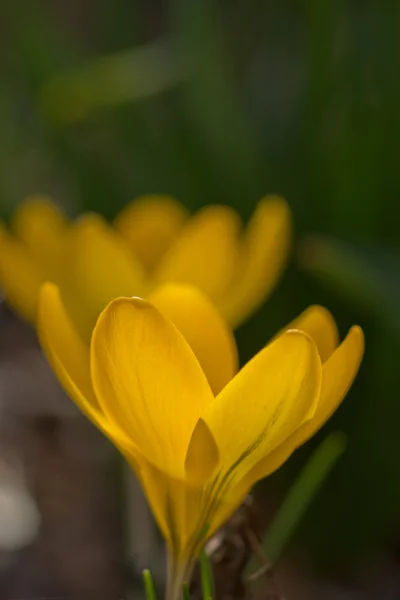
[2,0,400,575]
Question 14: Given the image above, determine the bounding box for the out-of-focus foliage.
[1,0,400,571]
[262,432,347,566]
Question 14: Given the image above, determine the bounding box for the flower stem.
[165,553,192,600]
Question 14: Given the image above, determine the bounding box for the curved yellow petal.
[237,422,308,491]
[155,205,241,301]
[278,305,339,363]
[68,214,147,334]
[114,195,189,273]
[124,456,172,545]
[148,283,238,395]
[135,458,212,560]
[0,227,44,323]
[218,196,291,327]
[38,285,147,477]
[200,330,322,487]
[299,325,364,444]
[11,195,68,277]
[37,283,136,458]
[37,283,103,421]
[90,297,214,479]
[185,418,219,485]
[241,325,364,487]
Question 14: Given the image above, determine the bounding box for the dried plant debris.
[190,496,286,600]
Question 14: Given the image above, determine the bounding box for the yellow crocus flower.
[0,193,290,336]
[37,281,364,597]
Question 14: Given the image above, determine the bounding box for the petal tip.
[259,194,291,219]
[273,328,323,379]
[74,212,107,233]
[185,418,219,484]
[37,282,61,331]
[102,294,150,313]
[307,304,339,341]
[38,281,60,310]
[282,327,315,342]
[93,296,159,337]
[348,324,365,355]
[40,280,58,296]
[279,326,323,372]
[150,282,213,304]
[13,194,56,217]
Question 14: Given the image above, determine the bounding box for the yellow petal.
[218,196,291,327]
[0,227,45,323]
[125,456,173,546]
[155,205,241,301]
[278,305,339,363]
[68,214,147,334]
[199,330,322,487]
[90,297,214,479]
[237,425,307,490]
[11,195,68,277]
[135,458,212,559]
[299,325,364,444]
[114,195,189,273]
[38,286,148,480]
[37,282,131,449]
[37,282,103,422]
[148,283,238,395]
[241,325,364,486]
[185,418,219,485]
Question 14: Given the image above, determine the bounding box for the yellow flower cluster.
[0,194,290,337]
[0,194,364,588]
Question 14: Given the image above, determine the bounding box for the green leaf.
[263,432,346,564]
[40,39,185,123]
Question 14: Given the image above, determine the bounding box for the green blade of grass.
[143,568,157,600]
[182,581,191,600]
[199,548,215,600]
[264,432,347,564]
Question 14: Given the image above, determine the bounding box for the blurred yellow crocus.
[0,193,290,338]
[38,281,364,598]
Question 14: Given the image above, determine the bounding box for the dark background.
[1,1,400,598]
